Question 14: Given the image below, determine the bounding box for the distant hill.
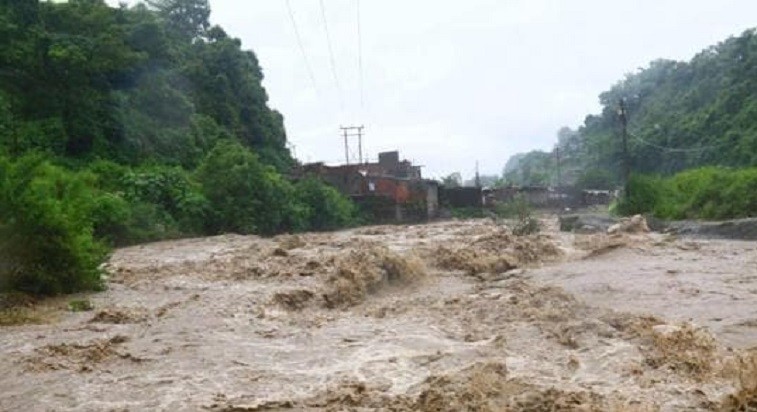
[503,28,757,187]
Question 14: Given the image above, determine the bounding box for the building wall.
[426,183,439,218]
[298,152,433,222]
[440,187,483,208]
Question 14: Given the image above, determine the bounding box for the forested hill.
[503,28,757,188]
[0,0,358,295]
[0,0,291,170]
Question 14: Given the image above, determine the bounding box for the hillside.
[0,0,356,295]
[503,28,757,187]
[1,0,291,170]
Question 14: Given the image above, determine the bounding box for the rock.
[628,214,650,233]
[575,224,599,234]
[607,215,650,234]
[644,215,669,232]
[652,324,682,337]
[559,214,618,233]
[667,218,757,240]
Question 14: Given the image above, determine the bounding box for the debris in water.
[608,214,650,234]
[321,246,426,308]
[89,308,148,324]
[272,289,315,311]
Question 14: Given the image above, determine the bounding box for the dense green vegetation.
[0,154,106,294]
[0,0,356,295]
[503,29,757,197]
[617,167,757,220]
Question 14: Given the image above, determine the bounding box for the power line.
[356,0,364,108]
[628,131,729,153]
[285,0,318,94]
[318,0,343,108]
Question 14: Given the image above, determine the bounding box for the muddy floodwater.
[2,218,757,411]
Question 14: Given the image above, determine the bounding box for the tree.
[0,0,357,297]
[196,140,303,235]
[441,172,463,188]
[146,0,210,41]
[295,177,356,231]
[502,151,554,186]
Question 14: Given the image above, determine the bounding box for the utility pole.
[340,125,364,164]
[475,161,481,188]
[343,128,349,164]
[555,146,561,191]
[618,99,630,197]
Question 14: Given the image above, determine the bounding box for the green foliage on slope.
[503,29,757,191]
[0,0,356,295]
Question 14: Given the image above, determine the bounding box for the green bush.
[512,216,540,236]
[295,177,356,231]
[494,194,531,219]
[495,195,540,235]
[197,140,304,235]
[68,299,94,312]
[617,167,757,219]
[120,165,210,235]
[0,154,106,295]
[85,161,212,245]
[90,192,133,245]
[616,175,667,216]
[666,167,757,219]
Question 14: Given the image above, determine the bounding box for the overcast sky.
[111,0,757,179]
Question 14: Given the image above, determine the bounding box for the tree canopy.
[0,0,292,170]
[0,0,358,296]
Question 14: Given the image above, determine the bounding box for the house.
[296,151,438,222]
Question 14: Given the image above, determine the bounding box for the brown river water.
[1,218,756,411]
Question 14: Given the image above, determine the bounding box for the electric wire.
[628,131,731,153]
[356,0,364,108]
[285,0,318,94]
[318,0,343,108]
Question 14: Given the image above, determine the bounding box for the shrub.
[68,299,94,312]
[494,194,530,219]
[616,175,668,217]
[86,161,210,245]
[496,195,540,235]
[90,192,133,245]
[295,177,356,231]
[197,140,303,235]
[0,154,106,295]
[120,165,210,236]
[617,167,757,219]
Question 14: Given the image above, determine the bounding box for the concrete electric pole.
[340,125,365,164]
[618,99,630,197]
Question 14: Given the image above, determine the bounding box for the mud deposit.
[2,219,757,411]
